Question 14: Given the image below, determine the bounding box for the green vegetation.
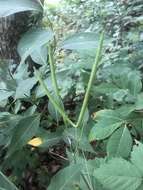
[0,0,143,189]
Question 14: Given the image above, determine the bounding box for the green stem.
[81,173,93,190]
[75,32,104,128]
[35,69,76,128]
[48,44,67,125]
[48,45,61,101]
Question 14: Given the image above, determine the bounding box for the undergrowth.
[0,0,143,190]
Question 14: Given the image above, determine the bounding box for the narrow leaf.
[48,164,82,190]
[107,127,132,158]
[8,114,40,155]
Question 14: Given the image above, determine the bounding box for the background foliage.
[0,0,143,189]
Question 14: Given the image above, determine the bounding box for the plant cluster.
[0,0,143,190]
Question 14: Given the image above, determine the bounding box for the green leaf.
[61,32,99,50]
[73,158,107,190]
[18,28,54,64]
[15,77,37,99]
[22,105,37,117]
[64,127,94,153]
[96,68,142,101]
[137,184,143,190]
[0,0,42,17]
[95,83,128,102]
[48,100,62,122]
[131,142,143,175]
[89,109,125,141]
[135,93,143,110]
[0,90,14,102]
[13,62,29,80]
[48,164,82,190]
[123,71,142,96]
[0,62,17,94]
[8,114,40,156]
[111,69,142,97]
[35,129,63,148]
[35,76,53,98]
[115,105,135,118]
[0,171,18,190]
[35,71,73,98]
[30,46,48,65]
[0,112,21,129]
[107,127,132,158]
[95,83,122,94]
[94,158,142,190]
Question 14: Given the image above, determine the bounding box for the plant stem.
[48,44,67,125]
[75,32,104,128]
[35,69,76,128]
[48,45,61,101]
[81,174,93,190]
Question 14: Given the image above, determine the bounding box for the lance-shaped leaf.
[0,171,18,190]
[94,158,142,190]
[8,114,40,156]
[0,0,42,17]
[48,164,82,190]
[107,127,132,158]
[15,77,37,99]
[18,28,54,64]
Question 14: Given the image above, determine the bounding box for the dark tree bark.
[0,13,33,62]
[0,8,44,64]
[0,0,44,63]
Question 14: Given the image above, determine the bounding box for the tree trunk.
[0,11,42,63]
[0,0,44,63]
[0,13,30,62]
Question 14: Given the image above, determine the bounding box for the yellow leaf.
[92,112,96,119]
[27,137,42,147]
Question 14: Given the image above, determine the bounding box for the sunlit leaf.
[28,137,43,147]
